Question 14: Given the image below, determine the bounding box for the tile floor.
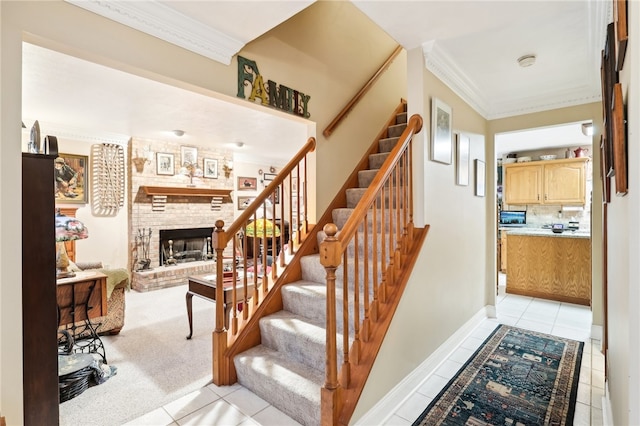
[127,273,603,425]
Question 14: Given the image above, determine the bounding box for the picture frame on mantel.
[431,97,453,164]
[55,153,88,204]
[156,152,175,175]
[474,159,485,197]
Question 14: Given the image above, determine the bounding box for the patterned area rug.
[413,325,583,426]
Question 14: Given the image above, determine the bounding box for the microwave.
[499,211,526,226]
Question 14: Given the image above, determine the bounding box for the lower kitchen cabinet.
[506,233,591,306]
[500,232,507,273]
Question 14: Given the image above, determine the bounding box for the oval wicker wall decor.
[91,143,125,216]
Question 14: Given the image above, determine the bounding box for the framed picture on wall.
[474,159,486,197]
[431,97,452,164]
[238,196,253,210]
[54,153,88,204]
[180,146,197,166]
[456,133,470,186]
[203,158,218,179]
[156,152,175,175]
[238,176,257,190]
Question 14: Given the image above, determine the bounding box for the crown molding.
[65,0,244,65]
[423,0,609,120]
[422,40,489,118]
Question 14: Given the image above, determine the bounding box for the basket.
[59,365,92,402]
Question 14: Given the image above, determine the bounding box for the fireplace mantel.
[140,186,232,200]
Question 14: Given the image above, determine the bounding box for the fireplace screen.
[159,227,213,266]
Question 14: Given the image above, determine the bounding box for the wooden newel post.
[212,220,230,385]
[320,223,343,425]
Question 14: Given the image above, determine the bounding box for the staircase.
[233,106,413,425]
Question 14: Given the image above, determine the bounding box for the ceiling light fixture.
[235,141,244,148]
[172,129,185,137]
[517,54,536,68]
[581,122,594,137]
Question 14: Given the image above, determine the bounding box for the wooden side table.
[186,273,254,339]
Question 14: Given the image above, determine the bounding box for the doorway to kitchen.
[494,121,596,324]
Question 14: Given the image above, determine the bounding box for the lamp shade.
[245,219,280,238]
[55,213,88,242]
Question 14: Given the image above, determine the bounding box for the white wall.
[353,55,488,422]
[606,1,640,423]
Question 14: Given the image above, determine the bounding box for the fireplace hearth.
[159,227,214,266]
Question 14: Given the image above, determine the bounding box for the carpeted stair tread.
[378,136,400,153]
[368,152,390,169]
[396,111,407,124]
[281,281,371,335]
[260,310,344,372]
[331,207,395,229]
[234,344,323,426]
[387,123,407,138]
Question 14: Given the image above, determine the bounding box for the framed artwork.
[238,196,253,210]
[456,133,470,186]
[431,97,452,164]
[156,152,175,175]
[474,159,485,197]
[203,158,218,179]
[263,173,277,182]
[54,153,88,204]
[269,187,280,205]
[612,83,627,196]
[600,136,611,203]
[615,0,628,71]
[602,23,618,178]
[238,176,257,190]
[180,146,197,166]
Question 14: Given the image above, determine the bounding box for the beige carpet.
[59,283,217,425]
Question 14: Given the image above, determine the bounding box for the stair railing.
[323,45,403,138]
[211,137,315,385]
[320,114,423,425]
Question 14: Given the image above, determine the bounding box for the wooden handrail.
[212,136,316,386]
[335,114,422,251]
[323,45,403,138]
[320,112,424,425]
[225,137,316,238]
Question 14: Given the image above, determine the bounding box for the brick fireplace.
[129,138,235,292]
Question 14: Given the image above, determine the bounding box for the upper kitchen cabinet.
[504,158,588,205]
[504,163,543,204]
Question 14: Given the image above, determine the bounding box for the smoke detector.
[517,54,536,68]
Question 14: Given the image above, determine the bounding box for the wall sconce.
[581,122,594,137]
[132,146,154,173]
[223,157,234,178]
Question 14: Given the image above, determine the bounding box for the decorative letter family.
[237,56,311,118]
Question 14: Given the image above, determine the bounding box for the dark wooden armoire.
[22,152,59,424]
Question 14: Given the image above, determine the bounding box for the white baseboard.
[591,324,603,342]
[354,306,491,426]
[602,381,613,426]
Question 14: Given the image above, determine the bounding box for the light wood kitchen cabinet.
[500,232,507,272]
[503,163,543,204]
[503,158,588,205]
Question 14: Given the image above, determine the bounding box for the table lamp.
[55,212,89,278]
[245,218,280,260]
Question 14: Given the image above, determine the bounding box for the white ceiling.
[22,0,609,159]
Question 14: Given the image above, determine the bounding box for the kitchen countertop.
[503,227,590,239]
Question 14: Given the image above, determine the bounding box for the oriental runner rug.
[413,325,583,426]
